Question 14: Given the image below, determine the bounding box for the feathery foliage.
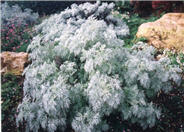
[17,2,181,132]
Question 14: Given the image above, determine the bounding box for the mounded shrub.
[17,2,182,132]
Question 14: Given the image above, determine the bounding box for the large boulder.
[1,52,28,76]
[136,13,184,53]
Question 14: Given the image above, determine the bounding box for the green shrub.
[16,2,182,132]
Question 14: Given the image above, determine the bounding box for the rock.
[1,52,29,76]
[136,13,184,53]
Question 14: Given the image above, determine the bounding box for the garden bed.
[1,1,184,132]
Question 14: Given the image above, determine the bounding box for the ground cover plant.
[16,2,182,132]
[1,2,38,52]
[1,74,25,132]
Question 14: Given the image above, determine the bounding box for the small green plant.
[1,74,24,132]
[112,11,158,48]
[115,1,133,13]
[124,14,158,47]
[161,50,184,71]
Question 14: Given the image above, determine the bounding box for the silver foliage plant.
[17,2,181,132]
[1,2,39,27]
